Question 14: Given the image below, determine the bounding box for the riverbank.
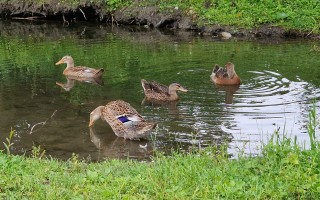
[1,106,319,199]
[0,0,319,39]
[1,132,319,199]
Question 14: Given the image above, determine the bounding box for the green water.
[0,21,319,160]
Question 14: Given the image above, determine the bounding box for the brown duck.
[141,79,188,101]
[55,56,104,78]
[210,62,241,85]
[89,100,156,140]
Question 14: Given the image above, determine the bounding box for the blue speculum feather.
[118,116,130,123]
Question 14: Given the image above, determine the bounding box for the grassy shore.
[1,0,319,33]
[154,0,320,31]
[0,105,319,199]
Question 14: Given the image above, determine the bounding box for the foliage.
[2,0,319,32]
[105,0,130,11]
[149,0,320,32]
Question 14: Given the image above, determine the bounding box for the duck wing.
[67,66,104,77]
[149,81,169,94]
[212,64,228,78]
[105,100,145,122]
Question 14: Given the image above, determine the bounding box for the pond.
[0,20,319,161]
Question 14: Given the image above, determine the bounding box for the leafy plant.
[31,145,46,159]
[3,129,15,156]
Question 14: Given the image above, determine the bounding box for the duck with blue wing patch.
[89,100,156,140]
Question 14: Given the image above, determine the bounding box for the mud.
[0,1,319,40]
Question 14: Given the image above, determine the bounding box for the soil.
[0,1,319,40]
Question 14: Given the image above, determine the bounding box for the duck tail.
[212,64,221,74]
[95,68,104,77]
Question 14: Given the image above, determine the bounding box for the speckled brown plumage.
[89,100,156,140]
[141,79,188,101]
[210,62,241,85]
[56,56,104,78]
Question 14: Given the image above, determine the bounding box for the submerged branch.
[29,110,58,134]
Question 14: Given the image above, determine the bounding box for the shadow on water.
[0,20,319,161]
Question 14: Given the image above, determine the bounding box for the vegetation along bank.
[0,106,319,198]
[0,0,320,39]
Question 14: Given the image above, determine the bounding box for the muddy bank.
[0,1,319,40]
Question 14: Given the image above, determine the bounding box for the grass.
[1,0,320,33]
[150,0,320,31]
[0,104,319,199]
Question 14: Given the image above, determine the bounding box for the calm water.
[0,21,319,161]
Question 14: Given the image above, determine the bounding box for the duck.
[141,79,188,101]
[55,56,104,78]
[210,62,241,85]
[89,100,156,140]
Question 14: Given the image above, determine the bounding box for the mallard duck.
[141,79,188,101]
[210,62,241,85]
[55,56,104,78]
[89,100,156,140]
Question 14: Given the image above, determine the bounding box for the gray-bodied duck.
[141,79,188,101]
[55,55,104,78]
[210,62,241,85]
[89,100,156,140]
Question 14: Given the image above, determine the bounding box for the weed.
[308,101,318,150]
[3,129,15,156]
[31,145,46,159]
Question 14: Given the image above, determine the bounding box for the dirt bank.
[0,1,319,40]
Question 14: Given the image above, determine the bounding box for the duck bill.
[88,120,94,127]
[55,59,64,65]
[179,87,188,92]
[55,82,64,87]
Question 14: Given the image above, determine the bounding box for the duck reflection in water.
[89,127,153,160]
[141,97,181,116]
[214,84,240,104]
[56,75,103,91]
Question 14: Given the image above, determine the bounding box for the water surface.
[0,21,319,161]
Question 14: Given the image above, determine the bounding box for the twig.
[306,30,313,38]
[29,122,46,135]
[79,8,87,21]
[12,16,44,20]
[29,110,58,134]
[111,15,119,26]
[51,110,58,119]
[62,14,69,25]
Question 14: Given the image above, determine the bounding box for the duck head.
[168,83,188,93]
[225,62,236,78]
[56,56,74,66]
[89,106,104,127]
